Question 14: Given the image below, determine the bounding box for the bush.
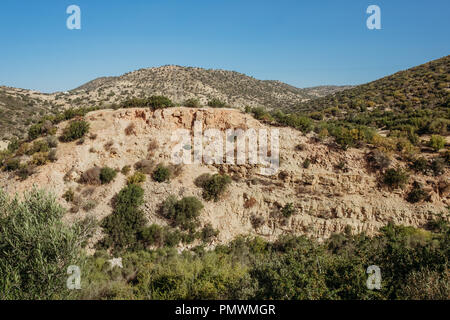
[281,203,296,218]
[406,181,428,203]
[63,189,75,203]
[428,135,445,152]
[100,167,117,184]
[121,165,131,175]
[410,157,428,173]
[367,150,391,170]
[0,188,94,299]
[207,98,227,108]
[153,164,171,182]
[430,157,446,176]
[31,152,49,166]
[120,96,174,110]
[161,195,204,230]
[60,120,90,142]
[80,167,102,185]
[200,223,219,242]
[199,173,232,201]
[135,159,155,174]
[184,98,201,108]
[302,158,311,169]
[4,158,20,171]
[139,224,165,246]
[46,135,58,148]
[101,184,146,250]
[383,168,409,189]
[28,123,43,141]
[127,172,146,185]
[124,123,136,136]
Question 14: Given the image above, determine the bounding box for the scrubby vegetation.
[99,167,117,184]
[1,185,448,300]
[161,196,204,230]
[152,164,171,183]
[0,188,94,299]
[101,184,146,251]
[60,120,90,142]
[120,95,174,110]
[196,173,232,201]
[82,217,449,300]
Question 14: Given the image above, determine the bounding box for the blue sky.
[0,0,449,93]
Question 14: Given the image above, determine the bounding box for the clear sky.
[0,0,449,93]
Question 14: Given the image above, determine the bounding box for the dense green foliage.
[78,218,449,300]
[1,186,448,300]
[0,188,94,300]
[101,184,146,251]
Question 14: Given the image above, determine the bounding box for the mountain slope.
[72,65,349,109]
[0,66,349,141]
[294,55,450,135]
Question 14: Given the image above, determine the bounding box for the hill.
[0,66,349,141]
[293,55,450,136]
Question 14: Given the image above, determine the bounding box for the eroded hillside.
[0,107,448,251]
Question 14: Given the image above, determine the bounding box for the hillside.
[0,66,349,141]
[71,65,349,109]
[294,55,450,136]
[1,107,448,245]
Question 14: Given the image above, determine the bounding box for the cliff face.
[1,107,448,248]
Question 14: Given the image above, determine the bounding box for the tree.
[0,188,94,299]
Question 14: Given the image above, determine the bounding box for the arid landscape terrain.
[1,56,449,300]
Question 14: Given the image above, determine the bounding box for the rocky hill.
[1,107,447,251]
[0,66,349,141]
[294,55,450,136]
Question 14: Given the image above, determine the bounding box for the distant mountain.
[0,66,348,140]
[71,65,348,109]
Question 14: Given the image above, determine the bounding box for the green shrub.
[207,98,227,108]
[406,182,428,203]
[184,98,201,108]
[63,189,75,203]
[28,123,43,141]
[430,157,446,176]
[139,224,165,246]
[383,168,409,189]
[60,120,90,142]
[281,203,296,218]
[31,152,49,166]
[0,188,94,299]
[410,157,428,173]
[121,96,173,110]
[199,173,232,201]
[200,223,219,242]
[127,171,146,185]
[100,167,117,184]
[428,135,445,152]
[161,195,204,230]
[121,165,131,175]
[153,164,171,182]
[4,158,20,171]
[101,184,146,250]
[302,158,311,169]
